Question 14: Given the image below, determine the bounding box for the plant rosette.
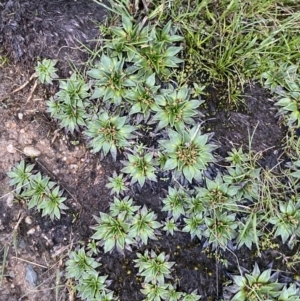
[159,125,217,183]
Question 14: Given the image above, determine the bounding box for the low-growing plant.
[7,161,68,221]
[91,211,134,253]
[223,165,261,201]
[104,14,150,60]
[7,160,34,194]
[66,248,101,281]
[278,284,300,301]
[236,215,263,250]
[38,185,68,221]
[268,199,300,244]
[134,34,183,79]
[195,173,239,212]
[105,172,129,196]
[46,73,90,133]
[159,125,217,183]
[151,86,203,132]
[108,196,140,220]
[225,147,249,166]
[87,54,137,107]
[21,172,55,210]
[35,58,58,84]
[182,290,201,301]
[125,73,163,123]
[128,206,162,245]
[134,250,174,284]
[141,283,170,301]
[76,271,113,301]
[203,210,238,251]
[161,186,189,221]
[162,218,179,236]
[121,146,157,187]
[85,111,136,161]
[224,263,284,301]
[182,213,204,240]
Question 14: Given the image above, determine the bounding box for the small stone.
[19,239,26,249]
[25,265,38,287]
[25,216,33,225]
[27,228,36,235]
[6,144,16,154]
[18,113,23,120]
[6,193,14,207]
[23,146,41,157]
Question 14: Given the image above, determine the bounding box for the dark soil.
[0,0,107,75]
[1,1,299,301]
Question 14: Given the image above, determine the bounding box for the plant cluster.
[7,160,68,221]
[9,0,300,300]
[43,0,215,188]
[91,197,161,253]
[263,64,300,127]
[66,248,115,301]
[224,263,300,301]
[135,249,201,301]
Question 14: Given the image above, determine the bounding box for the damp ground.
[0,1,300,301]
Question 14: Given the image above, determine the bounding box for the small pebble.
[18,113,23,120]
[6,144,16,154]
[27,228,36,235]
[25,216,33,225]
[6,193,14,207]
[25,265,38,287]
[23,146,41,157]
[19,239,26,249]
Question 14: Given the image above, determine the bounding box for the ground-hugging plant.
[91,211,134,253]
[263,64,300,126]
[162,218,179,236]
[35,58,58,84]
[128,205,162,245]
[135,250,201,301]
[85,111,136,161]
[151,86,204,132]
[159,125,217,183]
[25,0,300,299]
[66,248,115,301]
[195,173,239,212]
[182,213,205,240]
[108,195,140,220]
[224,263,285,301]
[268,199,300,244]
[7,160,68,221]
[88,54,137,107]
[47,73,90,133]
[91,200,161,252]
[133,31,183,79]
[236,215,263,250]
[104,14,150,60]
[134,250,175,284]
[203,210,238,251]
[121,146,158,187]
[223,164,261,201]
[161,186,190,221]
[105,172,129,196]
[66,248,101,281]
[7,160,34,194]
[278,284,300,301]
[125,73,163,123]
